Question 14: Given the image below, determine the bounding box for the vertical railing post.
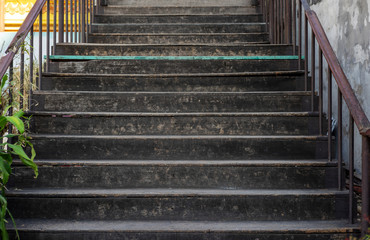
[59,0,64,43]
[304,14,308,90]
[29,26,34,110]
[318,48,323,135]
[38,12,43,87]
[269,0,274,43]
[81,0,85,42]
[362,136,370,236]
[349,116,354,224]
[328,70,332,161]
[46,0,50,71]
[337,90,342,190]
[20,43,25,109]
[298,1,302,69]
[53,0,57,54]
[311,30,315,111]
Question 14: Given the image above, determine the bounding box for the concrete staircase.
[7,0,359,239]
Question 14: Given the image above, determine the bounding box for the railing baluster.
[362,135,370,236]
[29,26,34,110]
[337,89,342,190]
[46,0,50,71]
[311,29,315,111]
[70,0,73,41]
[298,0,302,69]
[75,0,77,42]
[349,115,354,224]
[59,0,64,42]
[318,48,323,135]
[20,43,24,109]
[304,15,308,90]
[65,0,68,42]
[81,0,85,42]
[38,12,42,87]
[8,61,13,136]
[328,69,332,161]
[53,0,57,53]
[292,0,296,55]
[269,0,274,43]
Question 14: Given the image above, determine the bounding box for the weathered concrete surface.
[309,0,370,176]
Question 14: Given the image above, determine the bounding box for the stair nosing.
[6,188,349,198]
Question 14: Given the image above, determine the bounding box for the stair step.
[54,44,294,56]
[29,135,330,160]
[41,71,305,91]
[7,189,348,221]
[31,91,316,112]
[28,112,323,135]
[8,160,338,189]
[8,219,359,240]
[94,14,263,24]
[106,0,258,6]
[48,59,301,74]
[88,32,269,44]
[91,22,266,33]
[101,6,260,14]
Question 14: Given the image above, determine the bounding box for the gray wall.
[307,0,370,177]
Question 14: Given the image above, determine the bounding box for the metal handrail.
[0,0,93,103]
[262,0,369,237]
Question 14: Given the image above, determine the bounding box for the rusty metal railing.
[0,0,93,109]
[262,0,370,236]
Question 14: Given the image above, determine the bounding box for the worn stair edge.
[12,159,336,167]
[42,70,305,77]
[6,188,348,197]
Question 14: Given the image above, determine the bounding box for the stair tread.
[33,90,312,95]
[55,43,288,47]
[95,13,262,17]
[7,188,348,197]
[9,219,358,232]
[28,111,320,117]
[92,22,265,26]
[13,159,336,166]
[30,134,328,140]
[42,70,304,77]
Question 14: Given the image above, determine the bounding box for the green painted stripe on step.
[48,55,303,60]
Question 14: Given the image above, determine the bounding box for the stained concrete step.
[29,135,330,160]
[28,112,322,136]
[54,44,294,56]
[88,33,269,44]
[7,189,348,221]
[31,91,315,112]
[101,6,260,14]
[94,14,263,24]
[106,0,258,6]
[8,160,338,189]
[91,23,266,33]
[41,71,305,92]
[48,59,300,74]
[8,219,359,240]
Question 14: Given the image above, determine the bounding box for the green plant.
[0,73,38,240]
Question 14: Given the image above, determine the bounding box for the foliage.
[0,72,38,240]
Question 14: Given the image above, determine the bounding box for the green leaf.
[13,110,24,118]
[6,208,19,240]
[7,144,30,160]
[0,117,6,132]
[5,116,24,133]
[3,134,19,139]
[1,74,8,90]
[20,157,38,178]
[0,158,11,185]
[0,153,12,164]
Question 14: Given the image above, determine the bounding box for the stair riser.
[32,93,315,112]
[102,6,260,14]
[9,231,357,240]
[48,60,300,74]
[41,75,305,92]
[54,45,293,56]
[30,137,330,160]
[8,194,348,221]
[95,15,263,24]
[91,23,265,34]
[107,0,258,6]
[9,165,338,189]
[30,115,322,135]
[88,33,269,44]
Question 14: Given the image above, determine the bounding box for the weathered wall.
[308,0,370,177]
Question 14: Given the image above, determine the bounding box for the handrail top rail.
[299,0,370,136]
[0,0,47,80]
